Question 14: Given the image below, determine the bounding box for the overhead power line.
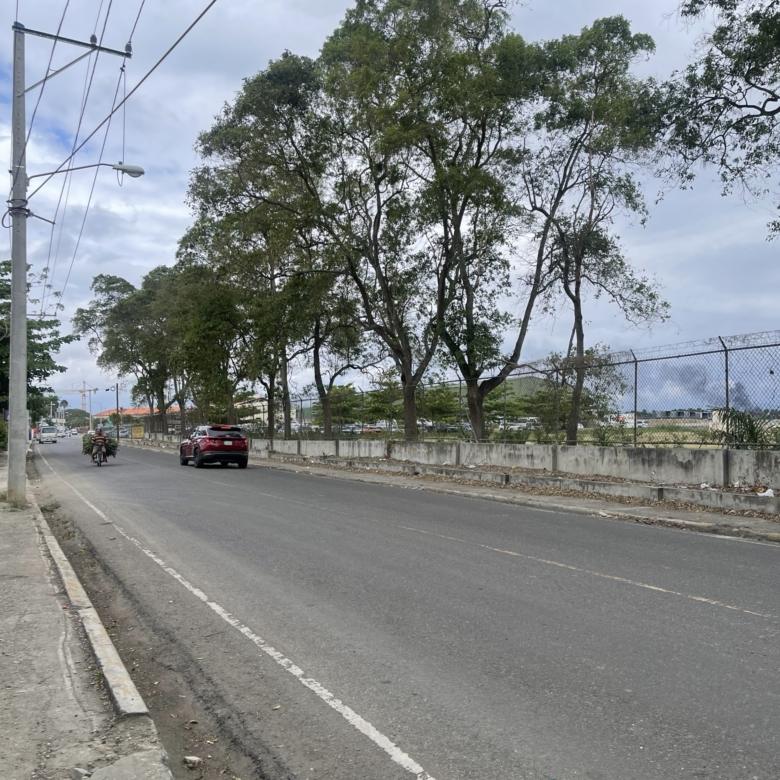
[28,0,222,202]
[39,0,150,315]
[54,67,125,309]
[38,0,116,316]
[7,0,71,199]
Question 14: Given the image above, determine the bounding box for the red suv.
[180,425,249,469]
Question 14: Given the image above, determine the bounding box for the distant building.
[660,409,713,420]
[92,405,185,422]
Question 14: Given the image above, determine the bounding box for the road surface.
[35,438,779,779]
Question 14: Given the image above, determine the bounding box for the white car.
[39,425,58,443]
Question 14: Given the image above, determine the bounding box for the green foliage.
[73,269,183,421]
[363,371,403,423]
[0,261,75,421]
[713,408,774,449]
[64,409,89,428]
[493,427,530,444]
[0,420,7,450]
[81,434,119,457]
[667,1,780,233]
[418,385,460,423]
[310,385,364,426]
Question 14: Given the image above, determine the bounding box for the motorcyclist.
[92,426,108,462]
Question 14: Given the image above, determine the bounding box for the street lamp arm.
[27,161,145,181]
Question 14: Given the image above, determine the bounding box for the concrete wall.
[271,440,299,456]
[134,433,780,489]
[556,445,724,486]
[300,440,337,458]
[728,449,780,487]
[338,440,388,459]
[251,439,270,458]
[390,441,459,465]
[460,442,554,471]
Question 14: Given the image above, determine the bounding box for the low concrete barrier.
[338,440,387,459]
[142,435,778,489]
[460,442,554,471]
[300,440,337,458]
[728,449,780,487]
[391,441,459,465]
[251,439,270,457]
[556,445,724,486]
[271,440,299,456]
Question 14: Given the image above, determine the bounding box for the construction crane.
[59,381,100,428]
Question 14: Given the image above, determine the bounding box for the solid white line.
[398,525,778,620]
[39,453,436,780]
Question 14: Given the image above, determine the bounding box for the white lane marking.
[39,453,436,780]
[399,526,778,621]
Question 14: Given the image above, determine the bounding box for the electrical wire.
[7,1,71,200]
[28,0,221,202]
[129,0,146,42]
[55,68,125,308]
[42,0,153,315]
[38,0,115,316]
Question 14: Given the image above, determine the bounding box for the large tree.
[527,17,668,443]
[0,261,74,425]
[73,269,182,429]
[667,0,780,232]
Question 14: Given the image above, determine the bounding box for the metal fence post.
[502,381,508,443]
[718,336,730,443]
[458,377,463,430]
[631,350,638,447]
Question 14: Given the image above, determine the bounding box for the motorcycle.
[92,442,108,466]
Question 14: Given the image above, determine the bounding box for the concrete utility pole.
[6,21,135,503]
[7,23,28,505]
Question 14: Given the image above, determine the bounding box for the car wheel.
[238,459,248,469]
[194,449,204,468]
[179,451,188,466]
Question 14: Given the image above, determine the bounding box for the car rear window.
[207,426,243,437]
[41,426,57,433]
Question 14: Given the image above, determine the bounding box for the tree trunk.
[266,380,275,445]
[566,305,586,445]
[402,381,418,441]
[466,380,485,442]
[321,395,332,438]
[280,352,292,439]
[312,320,332,438]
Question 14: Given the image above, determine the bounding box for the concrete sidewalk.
[0,457,172,780]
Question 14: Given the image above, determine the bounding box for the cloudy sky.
[1,0,777,414]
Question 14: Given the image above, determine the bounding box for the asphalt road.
[36,439,779,779]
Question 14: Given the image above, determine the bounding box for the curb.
[125,441,780,544]
[30,493,150,717]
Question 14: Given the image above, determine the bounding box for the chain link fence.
[145,331,780,449]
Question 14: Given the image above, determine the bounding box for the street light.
[106,383,122,442]
[26,161,145,182]
[6,21,137,504]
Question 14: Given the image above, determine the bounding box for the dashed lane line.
[39,453,437,780]
[398,525,778,620]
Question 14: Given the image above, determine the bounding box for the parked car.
[119,427,130,438]
[39,425,58,444]
[180,424,248,469]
